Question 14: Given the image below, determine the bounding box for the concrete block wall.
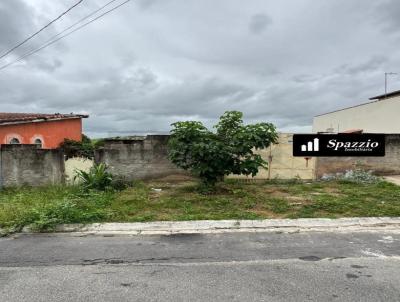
[2,134,397,186]
[94,135,186,180]
[0,145,65,187]
[315,134,400,178]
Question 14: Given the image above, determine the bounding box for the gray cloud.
[0,0,70,72]
[136,0,159,10]
[375,0,400,33]
[0,0,399,137]
[249,14,272,34]
[335,56,387,75]
[0,1,33,52]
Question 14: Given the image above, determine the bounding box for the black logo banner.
[293,134,385,157]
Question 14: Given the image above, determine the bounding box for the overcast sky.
[0,0,399,137]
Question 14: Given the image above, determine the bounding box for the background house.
[0,113,88,149]
[313,90,400,133]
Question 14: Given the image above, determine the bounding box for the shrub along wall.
[0,145,65,187]
[2,134,398,187]
[315,134,400,178]
[94,135,186,180]
[0,135,185,188]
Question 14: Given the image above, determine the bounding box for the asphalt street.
[0,231,399,301]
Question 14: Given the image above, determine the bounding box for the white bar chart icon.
[301,138,319,152]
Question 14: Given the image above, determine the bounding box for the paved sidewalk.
[22,217,400,236]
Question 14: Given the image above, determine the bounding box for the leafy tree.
[168,111,278,189]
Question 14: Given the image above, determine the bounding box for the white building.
[313,90,400,133]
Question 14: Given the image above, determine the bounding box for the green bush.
[74,163,113,191]
[60,134,104,159]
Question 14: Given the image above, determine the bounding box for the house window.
[9,138,20,144]
[34,138,43,148]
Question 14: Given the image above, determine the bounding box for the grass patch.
[1,179,400,234]
[0,186,114,234]
[106,179,400,222]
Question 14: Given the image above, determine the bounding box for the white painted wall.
[313,95,400,133]
[64,157,94,184]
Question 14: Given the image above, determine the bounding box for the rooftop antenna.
[384,72,397,99]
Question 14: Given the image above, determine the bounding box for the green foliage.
[90,138,106,148]
[109,176,132,191]
[109,179,400,222]
[1,180,400,235]
[268,198,290,213]
[168,111,278,188]
[74,163,113,191]
[0,186,113,234]
[61,134,97,159]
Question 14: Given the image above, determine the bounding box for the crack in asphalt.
[80,256,218,265]
[0,256,219,267]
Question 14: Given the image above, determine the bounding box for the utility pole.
[385,72,397,98]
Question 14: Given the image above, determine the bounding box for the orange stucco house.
[0,113,88,149]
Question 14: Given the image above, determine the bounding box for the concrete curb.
[384,176,400,186]
[32,217,400,235]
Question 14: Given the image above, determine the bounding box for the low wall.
[94,135,186,180]
[0,145,64,187]
[228,133,316,180]
[315,134,400,178]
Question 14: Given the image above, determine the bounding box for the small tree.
[168,111,278,189]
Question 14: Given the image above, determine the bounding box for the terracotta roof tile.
[0,113,88,125]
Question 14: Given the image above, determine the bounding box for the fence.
[1,134,399,187]
[94,135,186,180]
[0,145,64,187]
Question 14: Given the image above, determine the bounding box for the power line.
[0,0,130,71]
[0,0,131,72]
[31,0,121,52]
[0,0,84,60]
